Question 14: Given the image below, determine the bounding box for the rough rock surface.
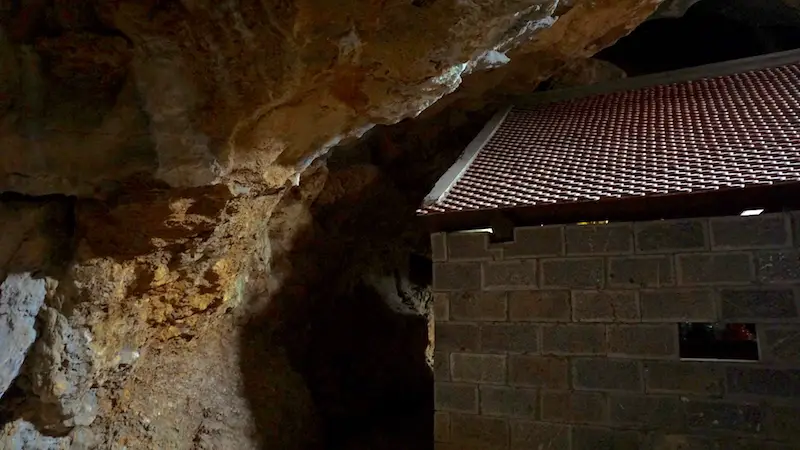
[650,0,704,18]
[17,306,98,434]
[542,57,627,89]
[0,419,94,450]
[0,0,669,448]
[0,0,664,197]
[0,274,46,399]
[0,198,72,400]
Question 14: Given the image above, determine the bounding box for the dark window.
[679,323,759,361]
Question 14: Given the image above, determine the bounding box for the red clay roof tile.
[419,62,800,216]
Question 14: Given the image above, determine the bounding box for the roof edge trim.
[516,49,800,106]
[421,105,513,208]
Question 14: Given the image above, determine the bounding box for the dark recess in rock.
[598,0,800,75]
[240,107,495,449]
[408,253,433,287]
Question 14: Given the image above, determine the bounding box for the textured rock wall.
[0,274,46,399]
[0,0,668,448]
[0,0,665,196]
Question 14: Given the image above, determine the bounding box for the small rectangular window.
[679,323,759,362]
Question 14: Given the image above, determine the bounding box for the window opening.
[679,322,759,362]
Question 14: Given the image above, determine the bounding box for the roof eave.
[420,182,800,233]
[420,105,513,209]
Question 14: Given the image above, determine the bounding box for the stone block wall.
[432,212,800,450]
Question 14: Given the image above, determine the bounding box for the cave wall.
[5,0,797,448]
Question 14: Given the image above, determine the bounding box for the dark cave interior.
[598,0,800,75]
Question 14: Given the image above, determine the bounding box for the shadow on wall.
[237,106,498,450]
[240,281,432,450]
[237,184,434,450]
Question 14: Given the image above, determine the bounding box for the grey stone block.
[767,405,800,442]
[608,325,678,358]
[573,358,643,392]
[541,391,607,424]
[635,219,708,253]
[793,211,800,247]
[720,288,798,321]
[573,290,639,322]
[572,426,642,450]
[608,256,674,287]
[756,250,800,283]
[503,225,564,258]
[720,438,796,450]
[481,323,539,353]
[510,421,570,450]
[565,223,633,255]
[541,258,604,288]
[451,353,506,384]
[434,262,481,291]
[762,326,800,364]
[449,413,509,447]
[640,289,716,322]
[434,351,450,381]
[433,293,449,321]
[508,355,569,389]
[434,412,450,442]
[726,367,800,398]
[447,232,492,261]
[480,386,538,418]
[609,394,684,429]
[432,232,447,261]
[435,323,480,352]
[644,361,724,395]
[435,383,478,413]
[685,400,764,434]
[710,214,791,249]
[449,291,507,321]
[509,290,571,321]
[677,253,754,285]
[482,260,537,290]
[542,324,606,355]
[645,435,717,450]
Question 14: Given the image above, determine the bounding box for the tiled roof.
[419,62,800,216]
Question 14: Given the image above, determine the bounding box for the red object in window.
[724,324,755,341]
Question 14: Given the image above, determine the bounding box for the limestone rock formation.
[0,0,669,448]
[0,0,664,196]
[0,199,71,401]
[0,274,46,399]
